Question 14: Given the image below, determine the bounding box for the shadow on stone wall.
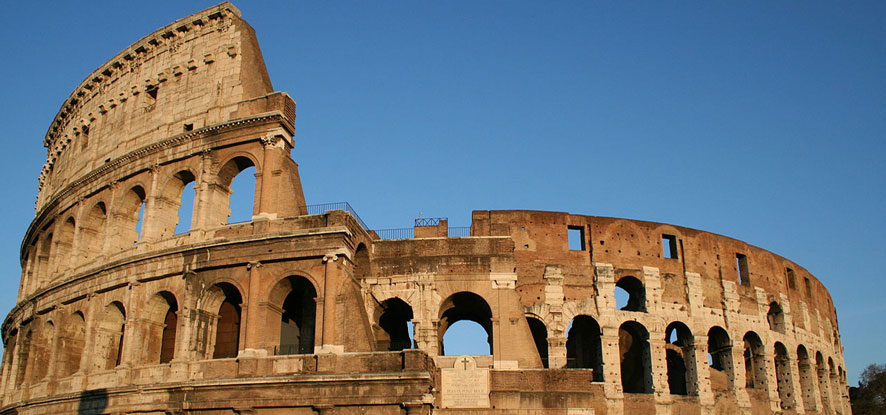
[77,389,108,415]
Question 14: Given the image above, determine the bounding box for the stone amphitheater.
[0,3,851,415]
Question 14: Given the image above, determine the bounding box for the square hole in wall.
[736,253,749,285]
[568,226,585,251]
[786,267,796,290]
[662,234,678,259]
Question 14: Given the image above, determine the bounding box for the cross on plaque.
[460,357,471,370]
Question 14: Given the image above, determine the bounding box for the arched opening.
[14,328,32,385]
[54,217,76,273]
[21,248,35,294]
[378,298,414,351]
[354,244,369,280]
[155,171,196,238]
[208,283,242,359]
[566,315,604,380]
[816,352,832,412]
[526,316,549,369]
[115,186,146,250]
[707,326,734,391]
[439,292,493,356]
[767,302,785,333]
[218,156,257,224]
[796,345,817,412]
[619,321,653,394]
[79,202,107,261]
[27,321,54,382]
[828,357,839,411]
[144,291,178,364]
[95,302,126,370]
[615,276,646,312]
[160,301,178,363]
[1,330,17,389]
[35,231,53,284]
[274,276,317,355]
[743,331,766,389]
[774,342,795,409]
[665,321,696,395]
[58,312,86,377]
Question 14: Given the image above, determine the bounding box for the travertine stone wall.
[1,3,850,415]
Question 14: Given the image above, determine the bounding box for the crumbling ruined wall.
[0,3,850,415]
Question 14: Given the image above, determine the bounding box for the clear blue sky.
[1,1,884,385]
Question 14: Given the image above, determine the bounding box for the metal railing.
[373,226,471,240]
[373,228,414,240]
[305,202,369,230]
[302,204,471,240]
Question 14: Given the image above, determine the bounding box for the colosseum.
[0,3,851,415]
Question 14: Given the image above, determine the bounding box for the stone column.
[140,164,162,243]
[101,181,119,254]
[413,320,438,356]
[642,266,662,313]
[318,254,342,353]
[729,336,752,412]
[817,365,833,414]
[118,283,140,368]
[648,336,669,400]
[44,312,61,386]
[692,335,714,406]
[544,266,567,369]
[241,261,266,356]
[777,354,800,412]
[599,326,624,414]
[762,349,781,414]
[256,134,283,219]
[193,149,216,230]
[797,357,821,414]
[174,274,196,361]
[78,294,99,376]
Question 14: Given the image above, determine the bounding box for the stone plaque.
[440,356,490,408]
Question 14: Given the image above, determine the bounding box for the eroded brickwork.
[1,3,850,415]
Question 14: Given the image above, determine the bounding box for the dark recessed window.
[662,234,678,259]
[568,226,585,251]
[786,268,796,290]
[736,254,749,285]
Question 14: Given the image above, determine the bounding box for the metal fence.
[303,203,471,240]
[305,202,369,230]
[373,228,414,240]
[373,226,471,240]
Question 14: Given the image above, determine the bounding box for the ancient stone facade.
[1,3,850,415]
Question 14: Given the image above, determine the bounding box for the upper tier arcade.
[36,2,284,211]
[19,2,307,300]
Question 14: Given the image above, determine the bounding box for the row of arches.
[0,275,318,390]
[523,315,846,405]
[22,156,259,295]
[614,275,795,336]
[375,292,494,356]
